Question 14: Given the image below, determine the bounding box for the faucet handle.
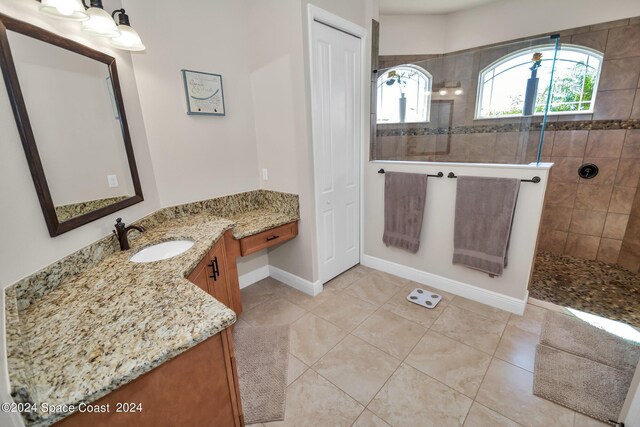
[114,218,125,231]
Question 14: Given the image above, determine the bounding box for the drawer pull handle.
[266,235,279,241]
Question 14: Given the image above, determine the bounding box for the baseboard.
[238,265,270,289]
[269,265,323,296]
[361,254,527,315]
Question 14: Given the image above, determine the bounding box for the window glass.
[377,65,432,124]
[476,45,602,118]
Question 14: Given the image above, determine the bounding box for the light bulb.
[110,25,146,51]
[454,88,464,96]
[39,0,88,21]
[82,6,121,38]
[438,88,448,96]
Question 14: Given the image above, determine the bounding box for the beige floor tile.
[369,363,473,427]
[508,304,549,336]
[463,402,522,427]
[345,274,400,307]
[406,331,492,398]
[278,284,341,311]
[287,353,308,386]
[353,309,427,359]
[451,297,511,322]
[313,335,400,405]
[352,409,390,427]
[494,324,539,372]
[311,293,377,331]
[324,266,370,291]
[573,413,610,426]
[369,270,408,286]
[432,306,507,354]
[241,282,277,311]
[381,283,449,328]
[475,359,575,427]
[289,313,348,365]
[264,370,363,427]
[241,298,306,326]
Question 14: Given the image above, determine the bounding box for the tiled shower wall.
[375,17,640,268]
[537,19,640,268]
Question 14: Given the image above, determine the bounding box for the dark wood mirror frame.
[0,13,143,237]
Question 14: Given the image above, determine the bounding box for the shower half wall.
[373,17,640,270]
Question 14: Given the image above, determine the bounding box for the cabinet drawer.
[239,221,298,256]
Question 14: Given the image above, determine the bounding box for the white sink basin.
[130,240,195,263]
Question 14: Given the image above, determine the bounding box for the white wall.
[124,0,260,208]
[0,1,161,425]
[379,0,640,54]
[363,162,550,313]
[379,15,446,55]
[124,0,269,276]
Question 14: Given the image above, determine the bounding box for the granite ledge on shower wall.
[4,189,299,427]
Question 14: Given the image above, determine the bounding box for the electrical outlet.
[107,175,119,188]
[262,168,268,181]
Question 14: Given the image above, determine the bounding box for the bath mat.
[406,288,442,309]
[533,344,633,423]
[540,311,640,372]
[233,324,290,424]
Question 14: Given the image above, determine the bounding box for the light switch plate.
[107,175,119,188]
[262,168,268,181]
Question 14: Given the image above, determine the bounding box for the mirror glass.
[7,30,136,223]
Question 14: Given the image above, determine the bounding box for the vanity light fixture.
[110,9,145,51]
[81,0,120,38]
[37,0,146,50]
[38,0,88,21]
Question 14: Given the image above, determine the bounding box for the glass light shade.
[110,25,146,51]
[438,88,448,96]
[81,7,120,38]
[39,0,88,21]
[454,88,464,96]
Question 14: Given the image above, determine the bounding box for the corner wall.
[248,0,378,284]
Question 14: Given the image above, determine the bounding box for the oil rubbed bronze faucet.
[113,218,145,250]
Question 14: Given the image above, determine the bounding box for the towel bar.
[447,172,541,183]
[378,169,444,178]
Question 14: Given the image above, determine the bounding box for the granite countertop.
[7,192,299,427]
[229,209,299,239]
[14,214,237,426]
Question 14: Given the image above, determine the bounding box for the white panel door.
[311,20,361,283]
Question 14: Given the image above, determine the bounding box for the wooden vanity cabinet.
[188,230,240,313]
[55,329,243,427]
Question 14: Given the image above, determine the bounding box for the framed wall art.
[181,69,225,116]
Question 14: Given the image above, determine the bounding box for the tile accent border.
[378,119,640,137]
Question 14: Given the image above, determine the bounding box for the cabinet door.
[208,239,232,308]
[54,333,240,427]
[187,256,211,294]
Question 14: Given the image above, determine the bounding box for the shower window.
[476,45,602,119]
[377,64,432,124]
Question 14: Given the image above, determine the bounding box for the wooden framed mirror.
[0,13,143,237]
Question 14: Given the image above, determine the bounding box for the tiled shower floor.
[530,251,640,328]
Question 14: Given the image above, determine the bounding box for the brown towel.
[452,176,519,276]
[383,172,428,253]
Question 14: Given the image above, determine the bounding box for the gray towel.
[383,172,428,253]
[452,176,519,276]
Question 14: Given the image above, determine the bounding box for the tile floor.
[238,265,610,427]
